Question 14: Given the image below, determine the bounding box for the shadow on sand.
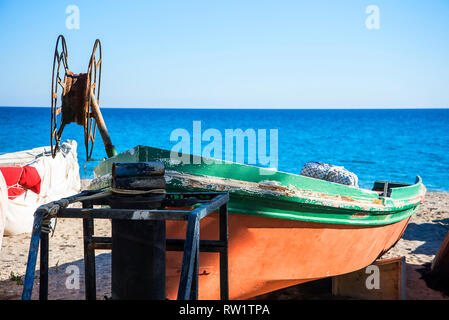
[0,253,111,300]
[401,218,449,255]
[400,218,449,296]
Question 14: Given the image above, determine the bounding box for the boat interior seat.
[372,181,410,197]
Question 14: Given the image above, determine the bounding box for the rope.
[6,167,25,200]
[110,188,166,195]
[38,199,70,235]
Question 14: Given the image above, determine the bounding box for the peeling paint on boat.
[350,212,370,219]
[163,170,417,212]
[91,145,426,226]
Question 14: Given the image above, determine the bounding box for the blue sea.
[0,107,448,191]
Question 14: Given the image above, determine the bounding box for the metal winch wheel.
[50,35,113,161]
[50,35,69,158]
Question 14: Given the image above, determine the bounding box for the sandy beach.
[0,181,448,300]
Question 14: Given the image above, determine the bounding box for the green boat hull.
[91,145,426,226]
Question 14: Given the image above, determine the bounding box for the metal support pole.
[22,210,44,300]
[219,204,229,300]
[190,223,200,300]
[82,201,96,300]
[22,191,229,301]
[39,230,49,300]
[178,213,200,300]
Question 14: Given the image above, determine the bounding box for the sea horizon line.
[1,105,449,110]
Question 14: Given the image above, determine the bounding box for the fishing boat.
[90,145,426,300]
[44,36,426,299]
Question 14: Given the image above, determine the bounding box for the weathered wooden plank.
[332,256,406,300]
[112,162,165,178]
[113,176,166,190]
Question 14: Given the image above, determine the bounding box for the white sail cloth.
[0,140,81,236]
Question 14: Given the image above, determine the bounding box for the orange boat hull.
[166,212,410,300]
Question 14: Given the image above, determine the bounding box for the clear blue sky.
[0,0,448,108]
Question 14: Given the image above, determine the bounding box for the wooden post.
[89,90,117,158]
[111,219,166,300]
[112,176,166,190]
[431,230,449,285]
[82,201,97,300]
[219,203,229,300]
[39,230,49,300]
[110,161,167,300]
[332,256,406,300]
[112,162,165,178]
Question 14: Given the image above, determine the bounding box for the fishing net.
[300,161,359,187]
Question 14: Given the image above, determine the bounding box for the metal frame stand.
[22,191,229,300]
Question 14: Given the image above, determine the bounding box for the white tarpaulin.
[0,173,7,249]
[0,140,81,236]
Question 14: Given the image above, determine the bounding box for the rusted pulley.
[50,35,117,161]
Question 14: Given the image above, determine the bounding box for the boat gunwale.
[91,145,425,226]
[164,170,424,212]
